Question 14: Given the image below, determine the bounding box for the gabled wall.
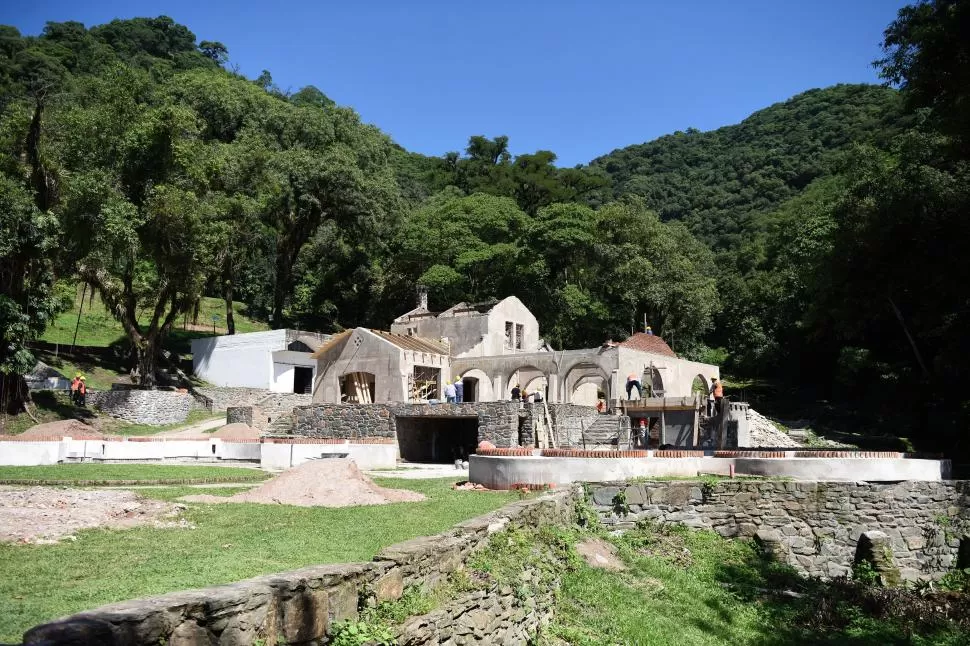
[192,330,286,389]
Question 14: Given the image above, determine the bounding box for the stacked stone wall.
[588,480,970,580]
[22,490,577,646]
[87,390,192,425]
[195,387,272,412]
[291,402,521,447]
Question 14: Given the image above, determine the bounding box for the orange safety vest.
[70,378,79,392]
[78,382,86,395]
[713,382,723,398]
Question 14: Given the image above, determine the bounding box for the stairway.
[579,416,624,448]
[265,413,295,435]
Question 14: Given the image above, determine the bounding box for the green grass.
[547,522,970,645]
[0,477,517,641]
[0,464,266,484]
[0,391,98,436]
[103,408,225,437]
[41,290,269,349]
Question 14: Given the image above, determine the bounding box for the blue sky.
[2,1,909,166]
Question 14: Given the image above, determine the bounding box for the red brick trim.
[652,450,705,458]
[714,450,786,458]
[540,449,649,458]
[261,437,396,445]
[477,447,535,456]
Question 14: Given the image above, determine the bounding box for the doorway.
[462,377,478,402]
[395,416,479,463]
[293,367,313,394]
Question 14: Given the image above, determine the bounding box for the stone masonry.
[87,389,191,425]
[22,489,577,646]
[588,480,970,580]
[292,402,522,447]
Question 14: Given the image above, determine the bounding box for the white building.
[191,329,330,393]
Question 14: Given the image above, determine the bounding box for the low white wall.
[260,442,397,470]
[0,442,63,466]
[469,455,950,489]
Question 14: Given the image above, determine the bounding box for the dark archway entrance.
[395,416,479,463]
[462,377,478,402]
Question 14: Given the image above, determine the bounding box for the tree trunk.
[224,281,235,335]
[136,341,157,389]
[0,373,30,417]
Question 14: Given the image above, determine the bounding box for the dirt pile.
[182,458,426,507]
[0,487,186,544]
[211,423,261,440]
[20,419,106,439]
[747,409,802,448]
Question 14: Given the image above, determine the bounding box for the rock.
[854,530,902,587]
[754,530,785,562]
[23,617,118,646]
[374,568,404,602]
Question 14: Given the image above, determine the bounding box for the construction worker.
[711,377,723,416]
[443,380,457,404]
[510,384,521,401]
[454,378,464,403]
[70,374,81,405]
[77,376,87,407]
[626,373,642,400]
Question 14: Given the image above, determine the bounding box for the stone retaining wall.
[87,390,191,425]
[292,402,522,447]
[588,480,970,580]
[22,490,577,646]
[195,387,272,412]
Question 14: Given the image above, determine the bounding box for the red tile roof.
[618,333,677,358]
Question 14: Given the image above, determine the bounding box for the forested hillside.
[2,1,969,459]
[592,84,910,248]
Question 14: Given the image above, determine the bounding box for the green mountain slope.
[591,84,910,248]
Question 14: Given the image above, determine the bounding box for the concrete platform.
[469,453,952,489]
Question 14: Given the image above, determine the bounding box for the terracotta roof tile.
[618,333,677,358]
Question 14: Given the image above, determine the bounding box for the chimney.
[416,285,429,310]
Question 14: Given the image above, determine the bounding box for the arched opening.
[691,374,709,396]
[644,365,664,398]
[287,340,314,352]
[506,365,545,400]
[456,368,492,402]
[340,371,376,403]
[563,363,611,406]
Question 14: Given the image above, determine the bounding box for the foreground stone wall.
[22,490,577,646]
[88,390,191,425]
[589,480,970,580]
[292,402,522,447]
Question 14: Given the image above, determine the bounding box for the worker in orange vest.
[70,374,81,405]
[711,377,724,415]
[76,376,87,407]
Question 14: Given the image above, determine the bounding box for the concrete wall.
[0,438,262,465]
[391,296,540,358]
[587,480,970,581]
[269,350,317,394]
[260,441,397,470]
[192,330,286,389]
[468,454,951,489]
[313,329,451,404]
[88,390,192,425]
[616,347,719,399]
[22,490,577,646]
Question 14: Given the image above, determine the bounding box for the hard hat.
[79,376,86,381]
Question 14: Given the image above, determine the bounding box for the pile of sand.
[181,459,426,508]
[210,423,261,439]
[20,419,106,439]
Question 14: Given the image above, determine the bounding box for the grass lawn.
[0,464,266,484]
[0,477,518,641]
[548,522,970,645]
[0,391,98,436]
[41,291,269,349]
[102,408,225,437]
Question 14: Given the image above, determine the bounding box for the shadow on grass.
[711,547,970,646]
[29,391,98,425]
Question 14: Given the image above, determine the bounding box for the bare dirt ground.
[182,458,426,507]
[18,419,109,439]
[576,537,627,571]
[0,486,187,544]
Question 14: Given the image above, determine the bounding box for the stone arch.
[644,365,664,397]
[691,374,709,396]
[456,368,492,402]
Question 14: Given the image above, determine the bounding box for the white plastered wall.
[192,330,287,389]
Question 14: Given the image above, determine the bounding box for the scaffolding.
[411,366,440,401]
